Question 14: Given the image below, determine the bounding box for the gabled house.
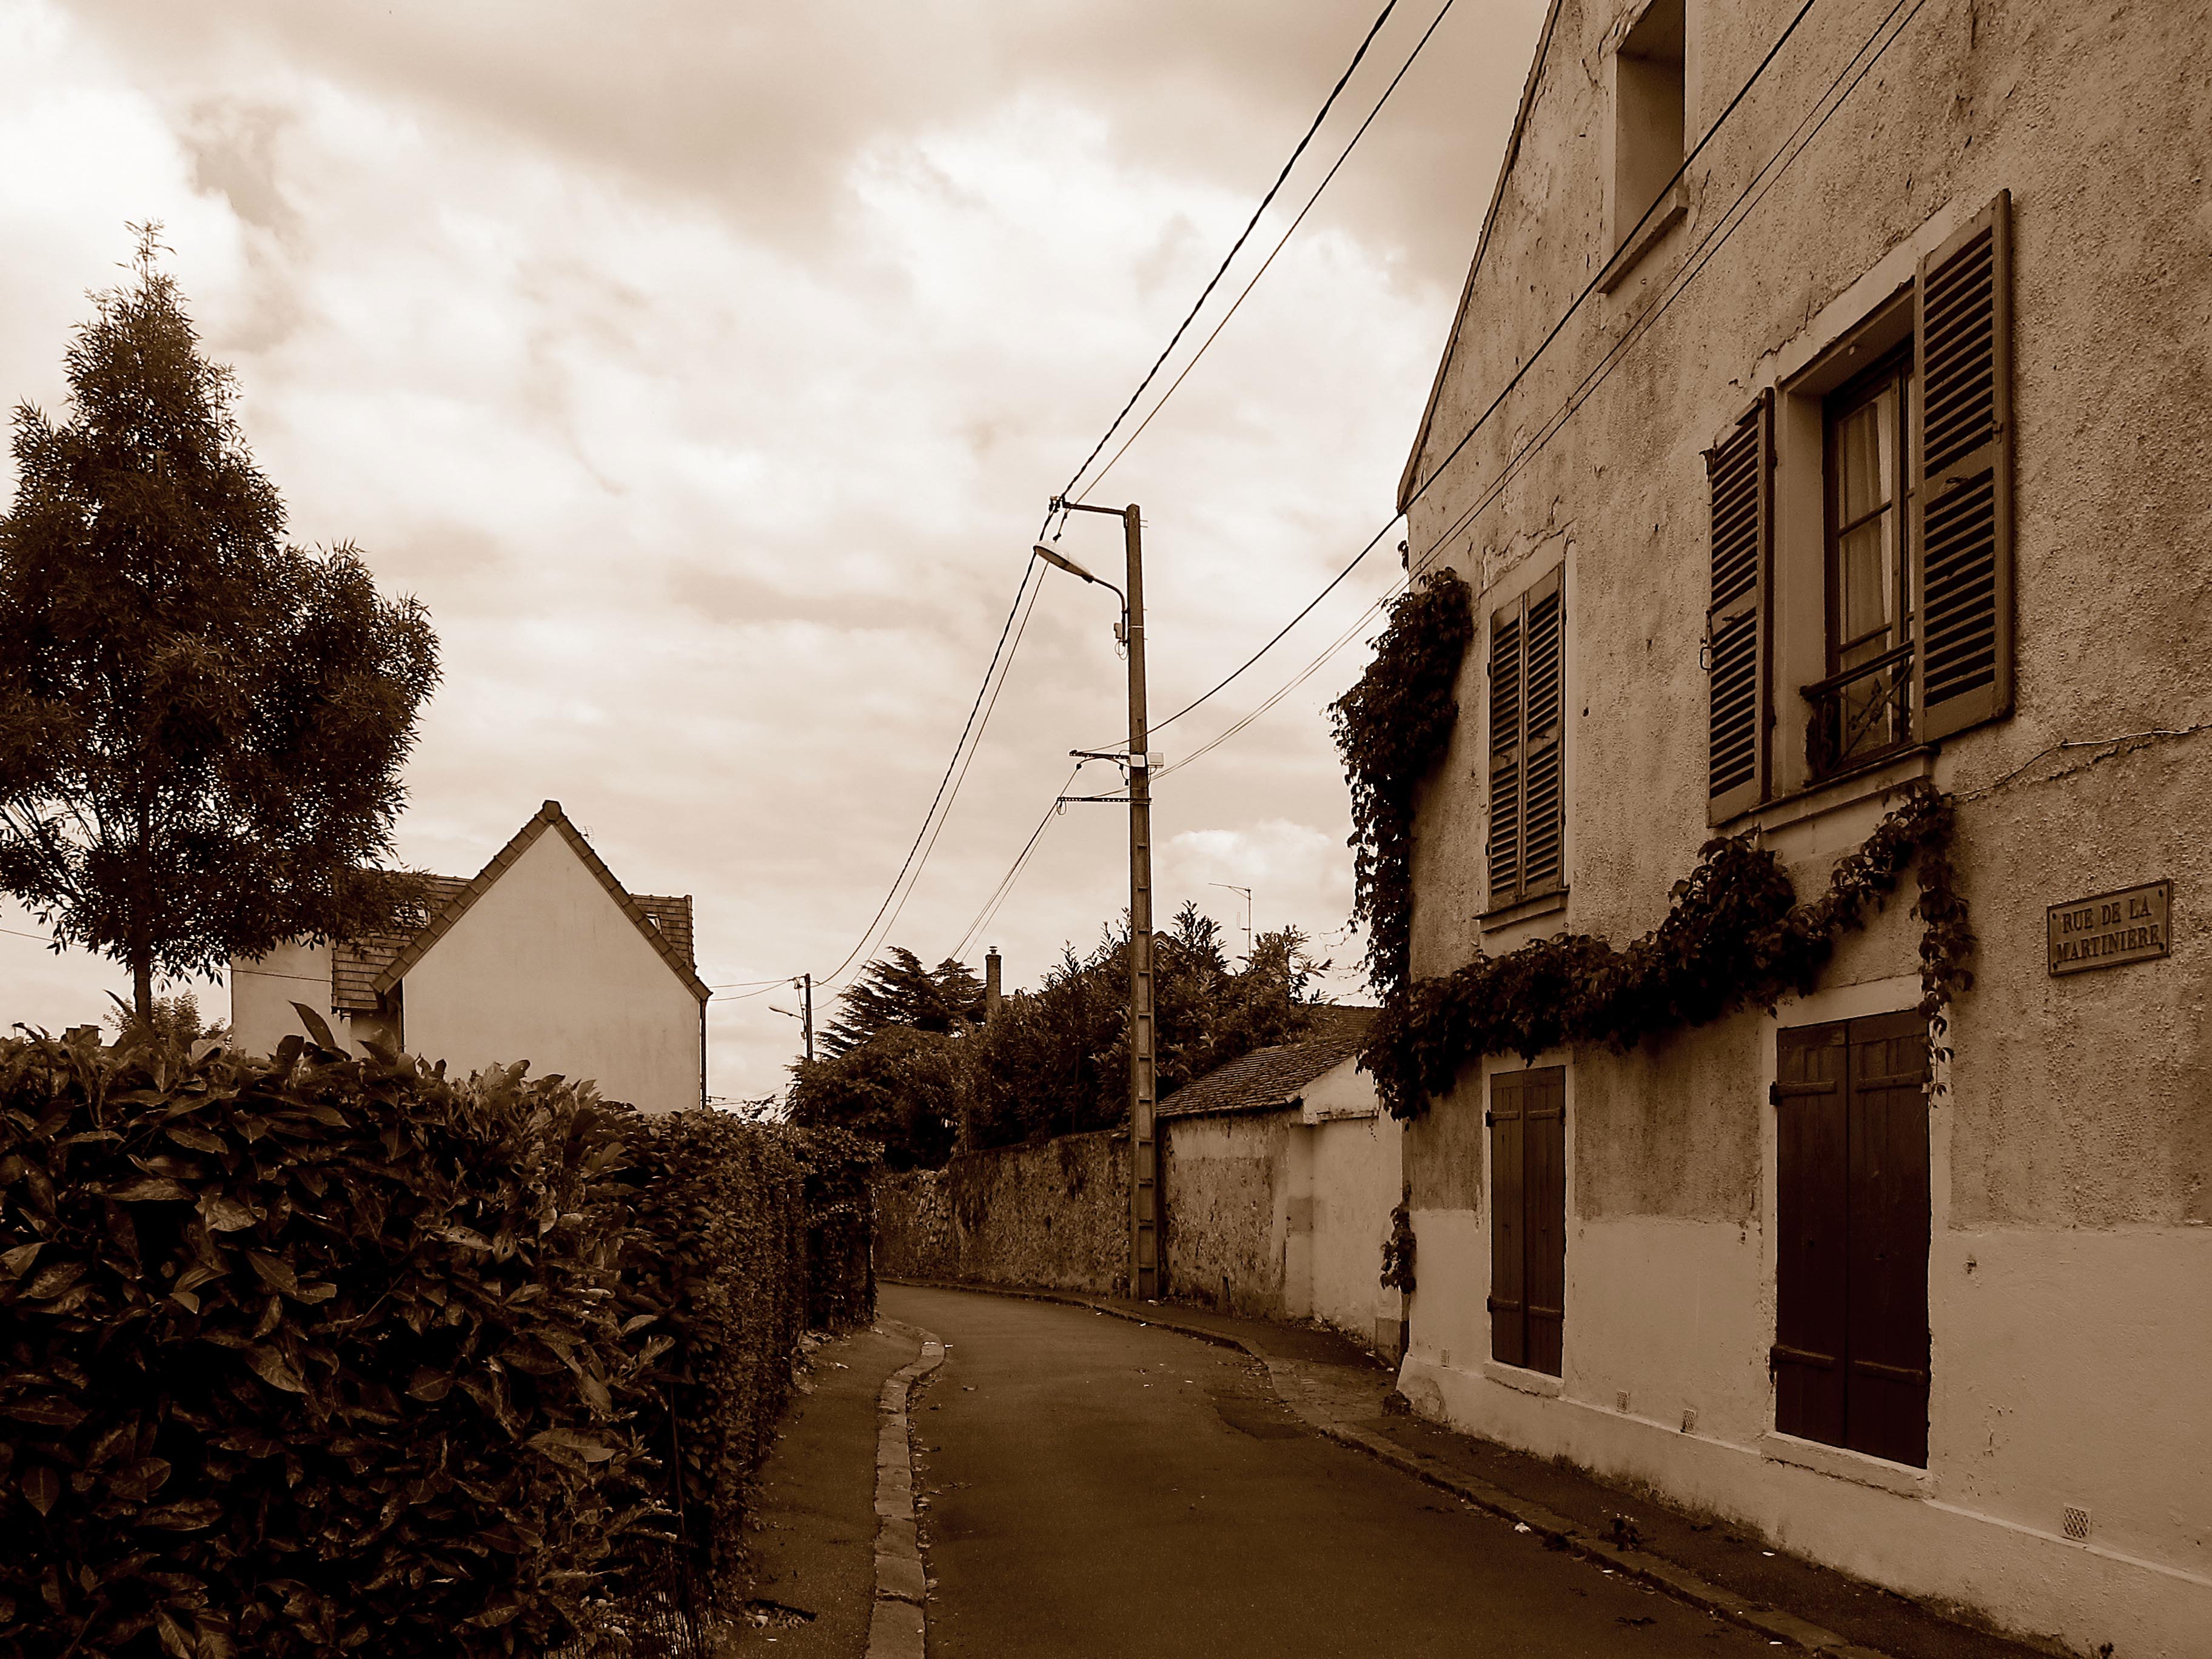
[230,800,709,1115]
[1387,2,2208,1652]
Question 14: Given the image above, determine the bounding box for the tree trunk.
[132,948,153,1030]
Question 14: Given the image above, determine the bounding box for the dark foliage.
[1328,567,1476,1004]
[0,228,438,1021]
[0,1022,666,1658]
[817,949,984,1058]
[787,1027,961,1173]
[1367,787,1974,1118]
[1330,566,1974,1119]
[609,1111,806,1597]
[1379,1190,1416,1295]
[784,1127,880,1332]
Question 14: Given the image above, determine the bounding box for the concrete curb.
[865,1319,943,1659]
[884,1279,1892,1659]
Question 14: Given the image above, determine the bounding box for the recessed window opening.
[1614,0,1686,249]
[1812,347,1916,776]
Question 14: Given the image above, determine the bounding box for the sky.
[0,0,1546,1099]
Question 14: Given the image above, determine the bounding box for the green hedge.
[0,1024,665,1658]
[789,1127,879,1333]
[0,1024,860,1654]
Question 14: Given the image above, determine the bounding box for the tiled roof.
[1156,1006,1378,1120]
[326,803,706,1010]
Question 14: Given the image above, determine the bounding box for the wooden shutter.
[1487,602,1523,902]
[1487,571,1567,906]
[1772,1021,1848,1448]
[1523,1067,1567,1378]
[1487,1071,1526,1369]
[1706,394,1772,822]
[1521,572,1566,896]
[1843,1012,1930,1467]
[1913,190,2014,742]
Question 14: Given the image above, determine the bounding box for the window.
[1809,349,1915,775]
[1488,1066,1565,1376]
[1704,192,2014,820]
[1608,0,1686,263]
[1486,569,1564,908]
[1772,1013,1930,1467]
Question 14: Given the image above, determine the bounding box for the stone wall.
[1159,1110,1292,1318]
[875,1129,1127,1296]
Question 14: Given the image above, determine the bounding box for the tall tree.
[818,947,985,1057]
[0,227,439,1020]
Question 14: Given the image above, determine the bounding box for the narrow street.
[882,1284,1781,1658]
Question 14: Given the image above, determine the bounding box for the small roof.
[1157,1006,1378,1121]
[329,801,707,1009]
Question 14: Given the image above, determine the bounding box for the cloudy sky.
[0,0,1543,1098]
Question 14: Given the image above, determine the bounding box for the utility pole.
[1037,499,1158,1300]
[797,973,814,1065]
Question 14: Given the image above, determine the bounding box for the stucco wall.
[401,830,703,1116]
[875,1130,1128,1296]
[229,940,395,1057]
[1393,2,2212,1652]
[1160,1110,1292,1317]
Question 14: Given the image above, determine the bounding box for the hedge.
[0,1022,876,1655]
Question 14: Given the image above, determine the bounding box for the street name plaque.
[2048,880,2172,976]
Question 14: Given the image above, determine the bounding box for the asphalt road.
[882,1284,1787,1659]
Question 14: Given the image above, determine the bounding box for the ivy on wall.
[1332,571,1976,1122]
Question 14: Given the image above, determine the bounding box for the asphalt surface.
[883,1283,1785,1659]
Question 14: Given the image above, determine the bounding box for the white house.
[230,800,709,1115]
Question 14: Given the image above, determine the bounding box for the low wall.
[1160,1110,1293,1318]
[876,1128,1128,1296]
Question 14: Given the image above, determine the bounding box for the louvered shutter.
[1773,1021,1848,1448]
[1706,394,1771,822]
[1487,571,1567,906]
[1913,191,2014,742]
[1487,602,1523,901]
[1487,1071,1526,1369]
[1521,572,1566,896]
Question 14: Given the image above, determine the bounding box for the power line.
[949,762,1086,961]
[1080,0,1463,503]
[1052,0,1405,518]
[1118,0,1926,787]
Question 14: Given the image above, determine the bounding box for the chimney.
[984,948,1002,1023]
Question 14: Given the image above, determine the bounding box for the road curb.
[883,1278,1894,1658]
[865,1318,943,1659]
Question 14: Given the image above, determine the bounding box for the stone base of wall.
[876,1130,1128,1296]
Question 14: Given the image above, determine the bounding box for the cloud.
[0,0,1547,1093]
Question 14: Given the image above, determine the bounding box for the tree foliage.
[791,910,1329,1164]
[817,948,983,1057]
[0,229,439,1019]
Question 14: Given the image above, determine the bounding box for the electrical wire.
[1111,0,1927,788]
[948,762,1086,961]
[1051,0,1405,520]
[809,559,1041,991]
[1079,0,1463,504]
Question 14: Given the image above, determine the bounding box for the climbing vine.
[1330,571,1976,1122]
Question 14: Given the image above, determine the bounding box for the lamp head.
[1033,544,1101,585]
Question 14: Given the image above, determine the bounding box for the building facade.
[1392,2,2210,1652]
[231,800,708,1115]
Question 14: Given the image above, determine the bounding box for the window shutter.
[1487,601,1524,901]
[1521,571,1566,896]
[1913,190,2014,742]
[1487,1071,1527,1369]
[1706,394,1771,822]
[1843,1012,1930,1468]
[1523,1067,1567,1378]
[1772,1022,1847,1448]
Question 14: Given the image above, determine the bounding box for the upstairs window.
[1610,0,1686,256]
[1810,349,1916,774]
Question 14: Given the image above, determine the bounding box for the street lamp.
[1031,503,1159,1302]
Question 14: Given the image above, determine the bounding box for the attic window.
[1609,0,1686,263]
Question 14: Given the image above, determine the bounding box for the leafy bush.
[0,1023,666,1658]
[786,1127,879,1332]
[611,1110,806,1594]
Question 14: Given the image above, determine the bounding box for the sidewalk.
[719,1321,927,1658]
[888,1280,2053,1659]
